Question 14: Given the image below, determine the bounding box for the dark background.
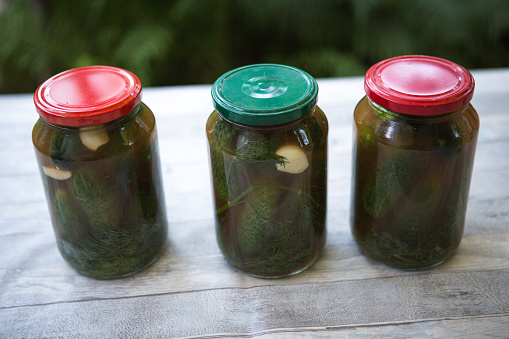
[1,0,508,94]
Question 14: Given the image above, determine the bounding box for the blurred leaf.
[112,25,173,84]
[0,0,508,93]
[272,49,366,78]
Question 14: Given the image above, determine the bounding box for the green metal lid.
[211,64,318,125]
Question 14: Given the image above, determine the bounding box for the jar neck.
[367,97,467,123]
[40,103,142,132]
[217,106,316,131]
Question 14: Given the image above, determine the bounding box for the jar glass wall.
[351,97,479,269]
[207,64,328,278]
[350,56,480,270]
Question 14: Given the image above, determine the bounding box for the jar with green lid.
[206,64,328,278]
[32,66,168,279]
[351,55,479,270]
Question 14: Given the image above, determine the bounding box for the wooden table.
[1,69,508,338]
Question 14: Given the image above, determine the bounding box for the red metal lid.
[364,55,475,116]
[34,66,142,126]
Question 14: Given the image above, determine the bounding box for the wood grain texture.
[2,270,508,338]
[1,69,508,338]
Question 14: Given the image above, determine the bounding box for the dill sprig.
[209,122,288,201]
[236,132,287,166]
[57,220,166,279]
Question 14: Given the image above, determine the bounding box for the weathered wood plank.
[1,270,508,338]
[1,220,508,309]
[242,315,509,338]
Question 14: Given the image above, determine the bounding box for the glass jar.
[32,66,168,279]
[351,55,480,270]
[206,64,328,278]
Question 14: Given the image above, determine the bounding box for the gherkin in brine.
[209,117,236,201]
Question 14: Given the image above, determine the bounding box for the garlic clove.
[79,127,109,151]
[275,144,309,174]
[42,166,72,180]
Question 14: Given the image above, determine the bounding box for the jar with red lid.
[32,66,167,279]
[351,55,479,270]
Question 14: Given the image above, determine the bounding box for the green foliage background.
[0,0,508,93]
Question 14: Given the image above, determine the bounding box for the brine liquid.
[33,105,167,279]
[207,109,328,278]
[351,98,479,269]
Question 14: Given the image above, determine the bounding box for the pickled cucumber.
[237,185,280,257]
[50,131,84,170]
[72,169,118,232]
[59,164,166,278]
[236,132,285,165]
[57,221,166,279]
[53,189,84,242]
[209,118,236,201]
[363,152,420,218]
[236,185,317,275]
[394,175,441,233]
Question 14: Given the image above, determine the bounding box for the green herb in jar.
[235,183,318,275]
[209,114,327,277]
[72,168,119,233]
[46,126,167,278]
[362,151,420,218]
